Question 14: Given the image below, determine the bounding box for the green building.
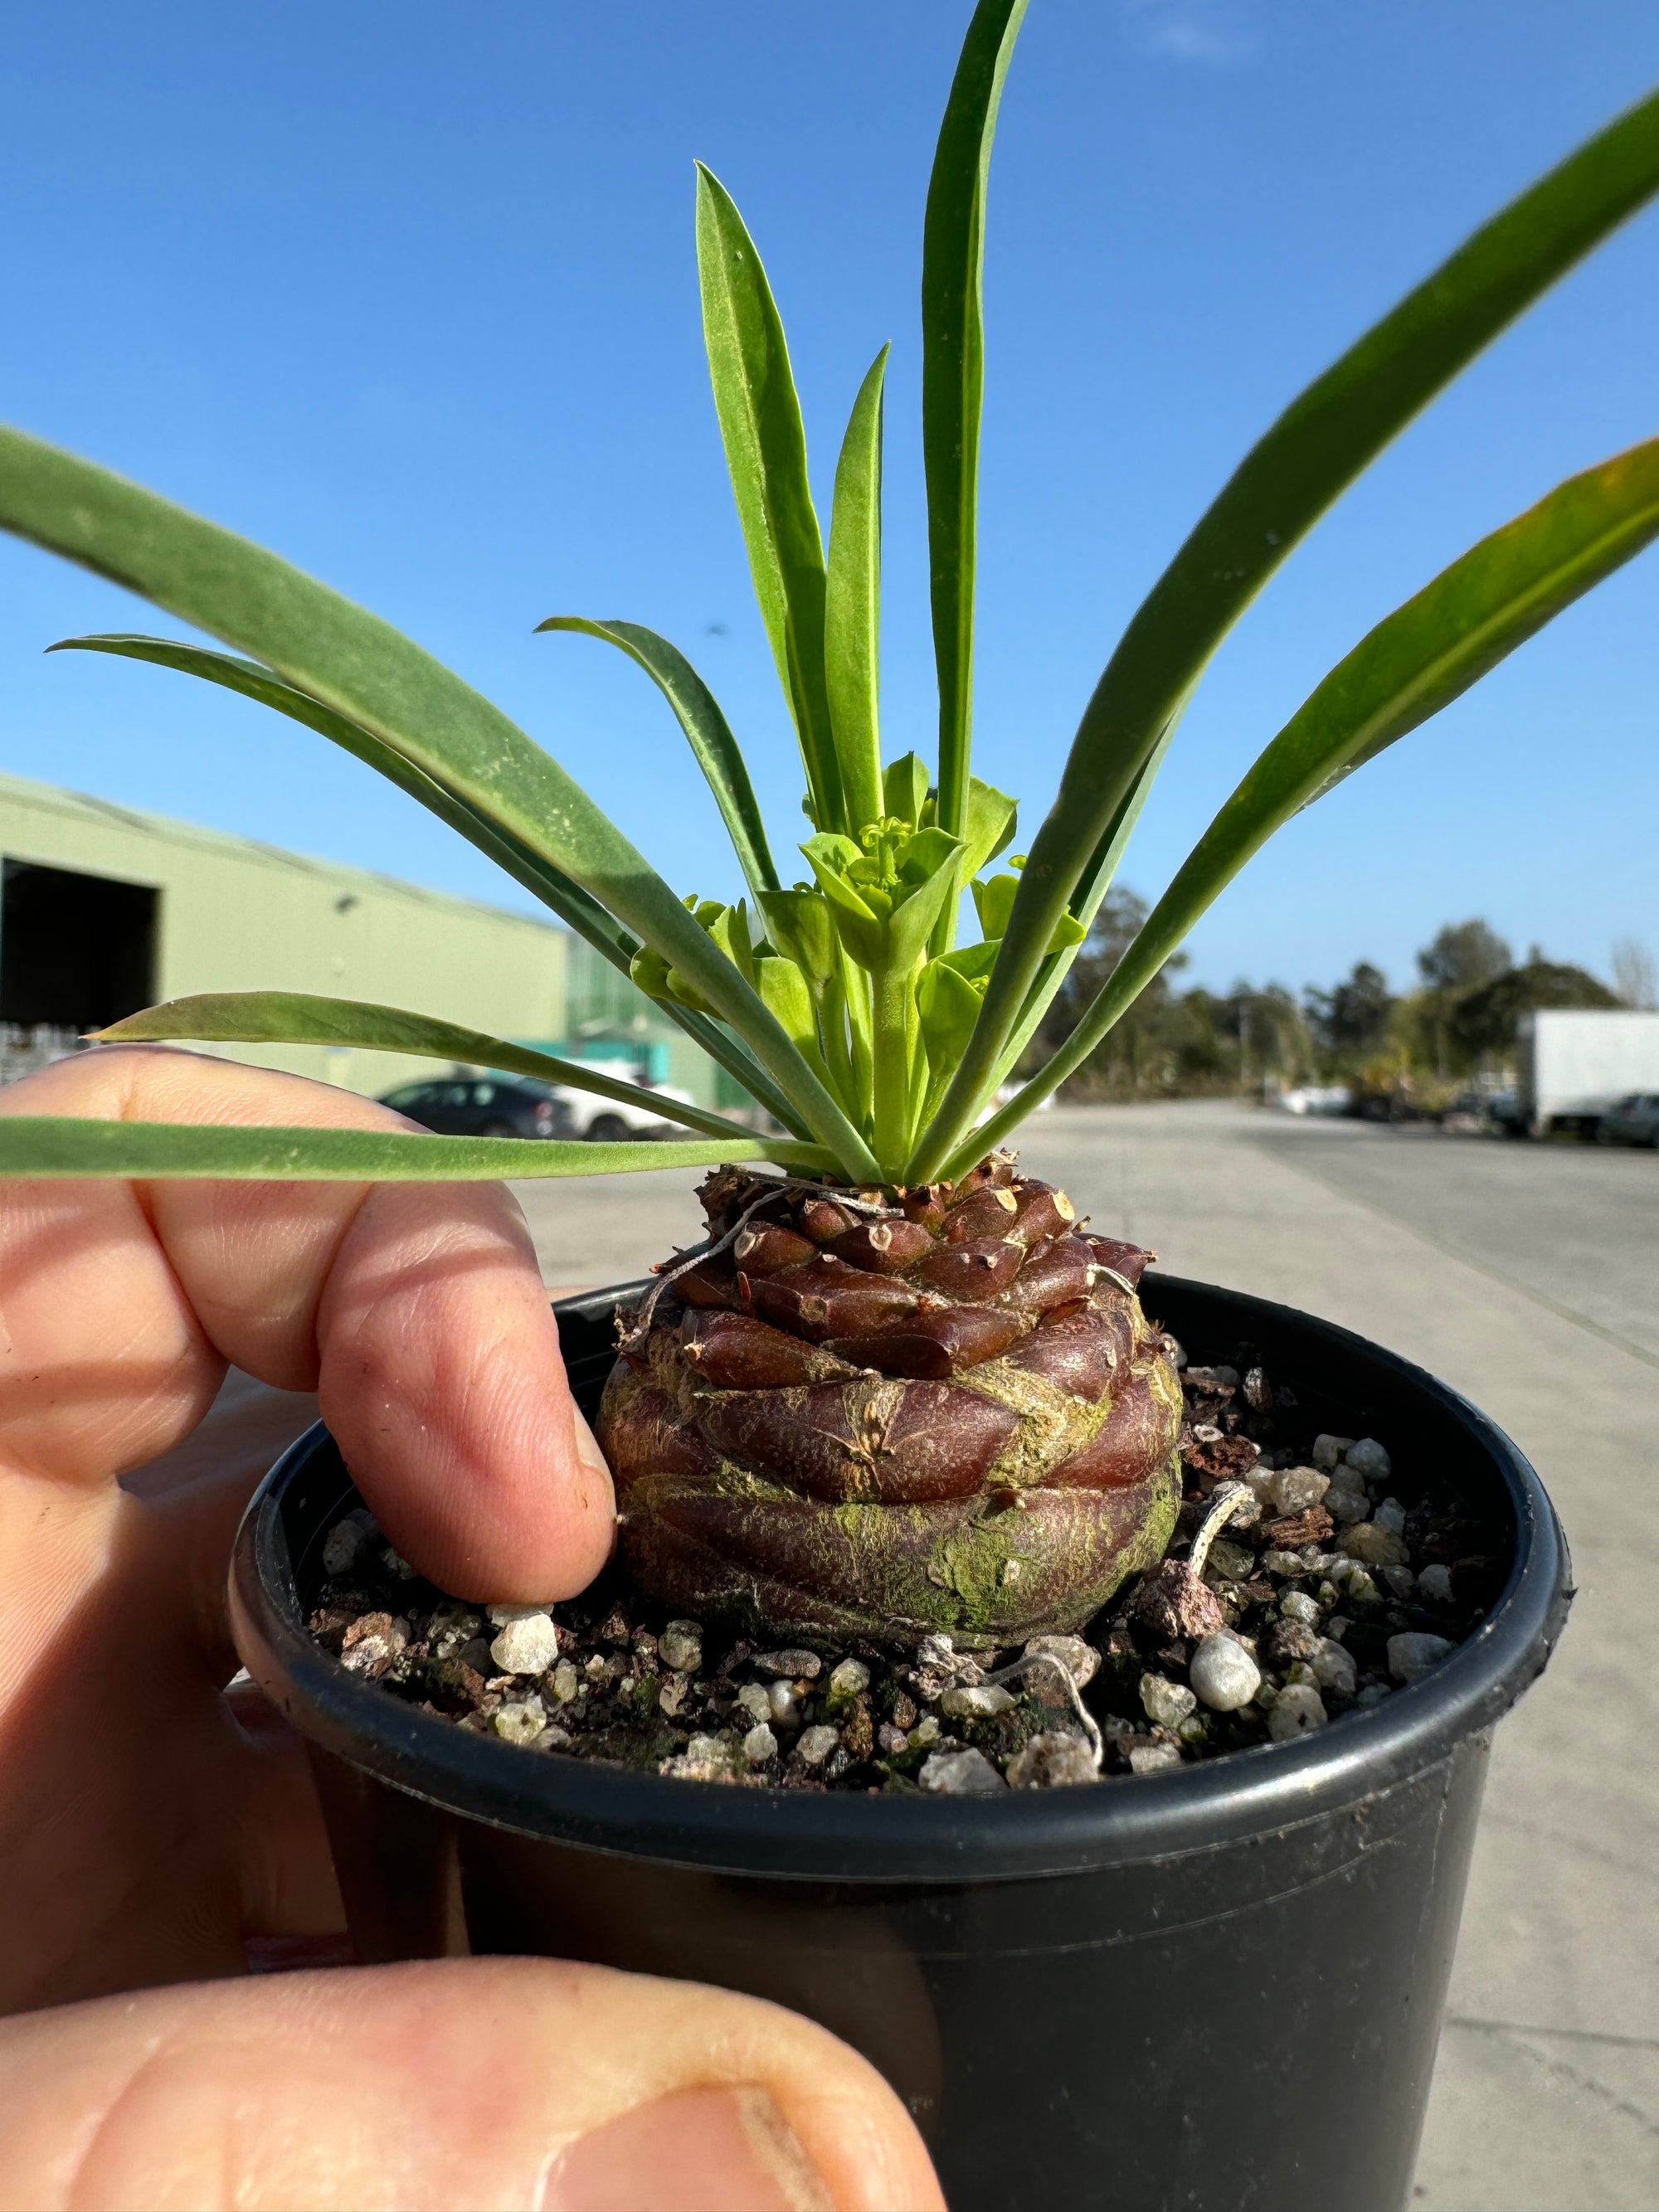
[0,769,723,1105]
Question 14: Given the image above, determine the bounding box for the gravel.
[488,1612,559,1676]
[658,1621,702,1673]
[1190,1632,1261,1712]
[1344,1437,1393,1482]
[1267,1683,1328,1738]
[795,1723,839,1767]
[1388,1632,1456,1683]
[307,1331,1495,1795]
[1140,1674,1198,1728]
[919,1748,1006,1796]
[1008,1732,1099,1787]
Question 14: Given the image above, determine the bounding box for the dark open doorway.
[0,860,158,1031]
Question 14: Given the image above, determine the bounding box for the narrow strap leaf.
[921,80,1659,1171]
[0,428,874,1172]
[97,991,770,1146]
[535,617,779,902]
[47,631,813,1136]
[0,1116,817,1182]
[50,633,638,961]
[824,347,889,836]
[922,0,1029,843]
[937,436,1659,1180]
[694,164,842,832]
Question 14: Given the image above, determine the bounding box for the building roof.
[0,766,562,931]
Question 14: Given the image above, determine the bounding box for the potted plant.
[0,4,1652,2205]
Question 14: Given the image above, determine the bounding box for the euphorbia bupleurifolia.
[0,2,1654,1641]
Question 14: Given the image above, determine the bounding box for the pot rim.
[230,1271,1572,1885]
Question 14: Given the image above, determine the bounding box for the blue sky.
[0,0,1654,999]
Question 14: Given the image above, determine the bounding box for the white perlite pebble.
[1190,1633,1261,1712]
[1280,1590,1321,1626]
[321,1509,377,1577]
[492,1697,547,1746]
[1008,1732,1098,1788]
[1374,1496,1407,1534]
[1312,1434,1356,1470]
[1418,1563,1454,1603]
[1140,1673,1198,1728]
[1267,1683,1328,1738]
[1269,1466,1330,1516]
[795,1723,839,1767]
[910,1715,941,1749]
[1128,1742,1184,1775]
[487,1602,558,1626]
[735,1683,772,1725]
[941,1684,1015,1719]
[657,1621,703,1673]
[1309,1638,1357,1696]
[1389,1632,1454,1684]
[742,1723,778,1764]
[488,1612,560,1676]
[919,1747,1006,1796]
[1022,1633,1101,1688]
[828,1658,871,1698]
[547,1660,580,1704]
[1344,1437,1393,1482]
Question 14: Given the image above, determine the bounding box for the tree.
[1612,937,1657,1009]
[1451,958,1619,1062]
[1305,962,1394,1068]
[1417,918,1511,993]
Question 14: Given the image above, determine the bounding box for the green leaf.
[916,80,1659,1178]
[0,1116,812,1182]
[941,435,1659,1181]
[535,617,779,904]
[917,955,986,1066]
[695,164,841,832]
[47,634,808,1135]
[0,429,875,1174]
[922,0,1029,843]
[756,887,839,989]
[882,753,932,830]
[960,777,1017,881]
[95,990,766,1146]
[49,634,638,965]
[755,954,830,1087]
[801,834,887,971]
[824,347,889,836]
[801,829,965,976]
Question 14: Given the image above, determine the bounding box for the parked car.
[379,1076,574,1140]
[1596,1092,1659,1149]
[547,1064,698,1141]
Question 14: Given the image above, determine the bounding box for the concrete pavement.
[513,1101,1659,2210]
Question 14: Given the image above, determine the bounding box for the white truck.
[1501,1009,1659,1138]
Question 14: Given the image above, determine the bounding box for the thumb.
[0,1958,944,2212]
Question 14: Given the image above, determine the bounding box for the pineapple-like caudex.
[601,1155,1182,1646]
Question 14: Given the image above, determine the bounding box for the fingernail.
[571,1403,611,1482]
[540,2085,834,2212]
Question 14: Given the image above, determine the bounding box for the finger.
[0,1047,613,1602]
[0,1958,945,2212]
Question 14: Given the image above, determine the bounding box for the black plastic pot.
[231,1275,1570,2212]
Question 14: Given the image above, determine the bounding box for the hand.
[0,1048,942,2212]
